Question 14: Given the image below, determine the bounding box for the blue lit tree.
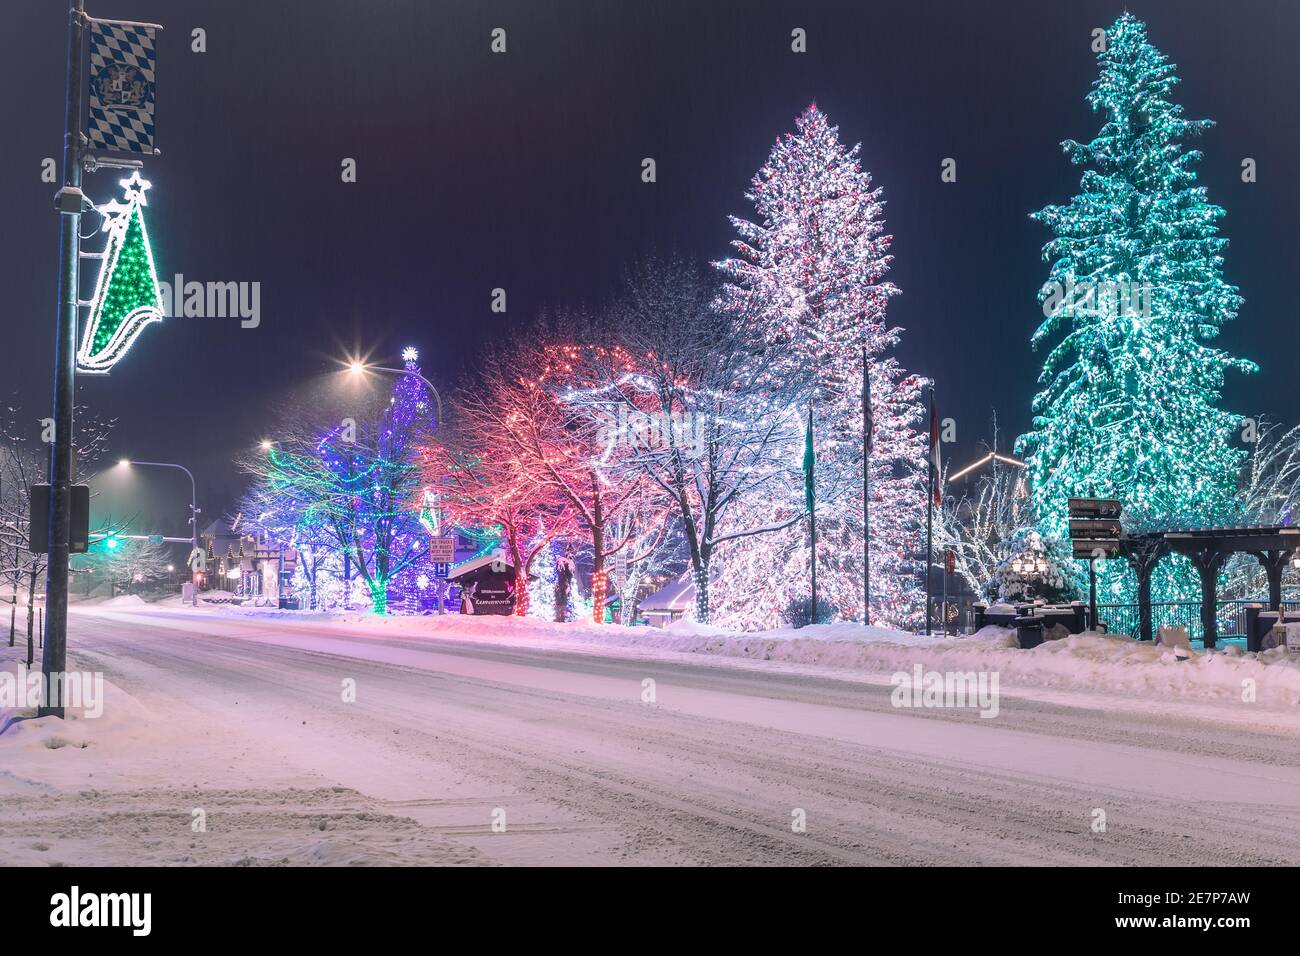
[243,352,436,614]
[1017,13,1256,602]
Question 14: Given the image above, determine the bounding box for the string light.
[1017,13,1255,606]
[77,171,164,373]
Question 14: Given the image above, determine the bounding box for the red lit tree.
[454,327,665,623]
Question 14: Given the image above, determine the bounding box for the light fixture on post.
[116,457,201,605]
[341,349,443,429]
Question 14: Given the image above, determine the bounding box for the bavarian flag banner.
[86,17,160,155]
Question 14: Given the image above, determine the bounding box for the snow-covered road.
[6,605,1300,865]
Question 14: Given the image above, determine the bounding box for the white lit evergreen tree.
[712,103,928,629]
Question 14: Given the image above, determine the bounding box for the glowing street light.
[116,457,201,605]
[341,348,443,427]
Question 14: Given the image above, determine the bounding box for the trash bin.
[1016,619,1044,649]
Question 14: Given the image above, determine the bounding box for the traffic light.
[104,535,120,550]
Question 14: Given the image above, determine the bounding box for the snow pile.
[0,656,151,766]
[363,615,1300,706]
[96,594,152,610]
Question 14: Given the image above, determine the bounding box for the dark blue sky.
[4,0,1297,529]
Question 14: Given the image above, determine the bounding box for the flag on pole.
[863,361,873,458]
[87,19,159,155]
[803,404,816,513]
[928,391,942,506]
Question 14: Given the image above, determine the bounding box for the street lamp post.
[346,351,443,429]
[40,0,87,719]
[119,459,201,605]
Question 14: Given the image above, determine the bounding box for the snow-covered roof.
[202,516,239,537]
[446,552,514,580]
[640,574,694,612]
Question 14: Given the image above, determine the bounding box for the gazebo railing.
[1096,599,1300,641]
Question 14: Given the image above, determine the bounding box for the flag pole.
[862,346,870,626]
[925,385,936,636]
[807,399,817,625]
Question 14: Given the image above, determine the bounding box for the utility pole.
[41,0,87,719]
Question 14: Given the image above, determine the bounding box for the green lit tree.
[1017,13,1256,602]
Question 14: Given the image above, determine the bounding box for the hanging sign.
[86,18,160,155]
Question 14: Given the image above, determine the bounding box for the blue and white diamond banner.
[86,19,158,155]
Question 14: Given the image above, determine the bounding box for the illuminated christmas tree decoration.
[1016,13,1256,604]
[712,103,929,629]
[77,171,165,374]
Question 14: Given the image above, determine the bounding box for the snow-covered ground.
[94,594,1300,708]
[5,598,1300,865]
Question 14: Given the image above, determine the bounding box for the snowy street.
[6,604,1300,866]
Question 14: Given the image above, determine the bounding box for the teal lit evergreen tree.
[1017,13,1256,601]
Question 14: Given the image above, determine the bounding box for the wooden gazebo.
[1117,525,1300,646]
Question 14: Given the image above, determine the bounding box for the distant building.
[638,574,694,628]
[200,515,295,603]
[446,553,516,615]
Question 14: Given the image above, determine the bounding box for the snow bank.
[360,616,1300,707]
[0,655,151,765]
[96,594,152,609]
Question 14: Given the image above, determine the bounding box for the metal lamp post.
[119,459,200,604]
[346,355,443,428]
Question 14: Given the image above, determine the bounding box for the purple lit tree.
[241,350,436,614]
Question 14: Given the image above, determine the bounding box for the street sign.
[1067,497,1122,519]
[188,546,205,572]
[1067,499,1124,632]
[1072,540,1122,559]
[147,534,164,544]
[431,562,452,578]
[944,549,955,575]
[429,536,455,563]
[1068,518,1122,539]
[1068,499,1123,559]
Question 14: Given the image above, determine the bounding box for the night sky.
[5,0,1298,535]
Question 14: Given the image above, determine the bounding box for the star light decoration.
[402,346,420,363]
[77,171,165,374]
